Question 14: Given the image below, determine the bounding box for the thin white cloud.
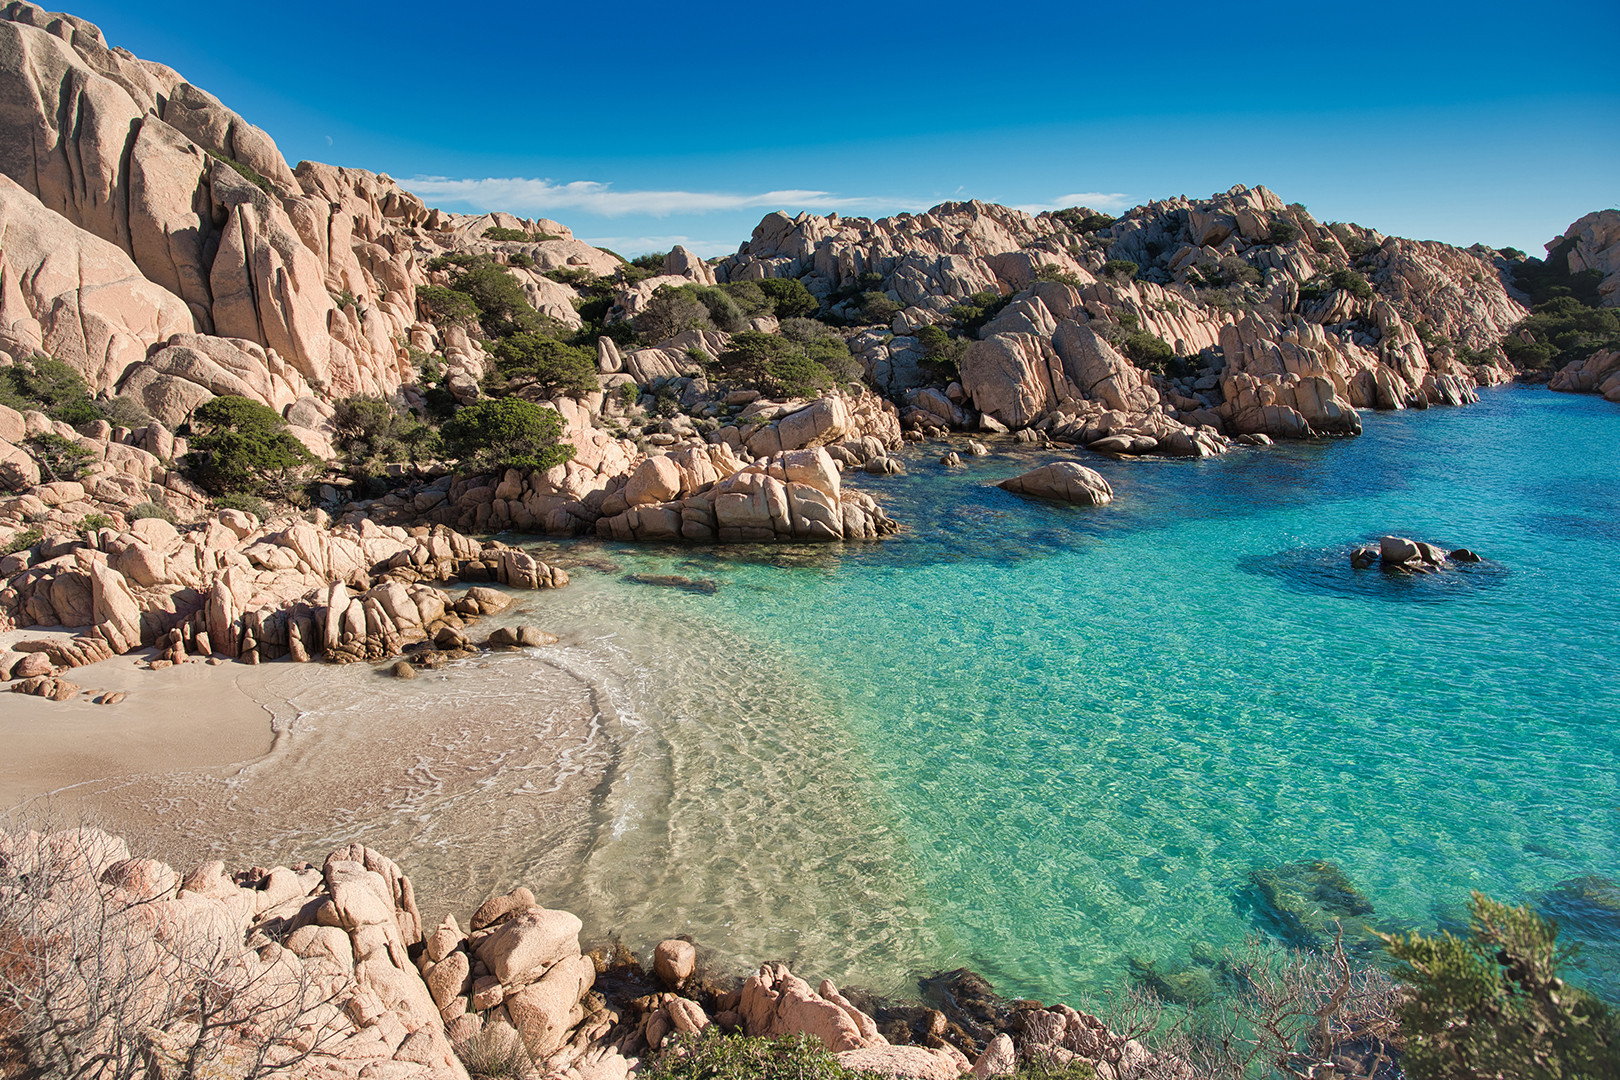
[1012,191,1136,214]
[404,176,919,218]
[580,235,739,259]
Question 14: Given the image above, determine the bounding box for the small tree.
[0,356,102,426]
[756,277,819,319]
[490,334,600,399]
[634,288,713,344]
[441,398,575,473]
[1382,892,1619,1079]
[183,396,318,498]
[1101,260,1140,280]
[24,433,95,483]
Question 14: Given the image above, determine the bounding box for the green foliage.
[1383,892,1620,1080]
[635,287,715,343]
[947,289,1016,337]
[1514,241,1606,309]
[98,395,152,431]
[331,289,357,311]
[0,356,103,426]
[449,258,544,337]
[23,433,94,483]
[489,334,599,399]
[857,291,901,324]
[917,324,967,380]
[1500,247,1528,262]
[616,382,640,410]
[1101,259,1139,280]
[1012,1053,1097,1080]
[440,398,575,473]
[482,226,530,242]
[756,277,819,318]
[630,252,667,274]
[1503,297,1620,372]
[417,285,479,326]
[1120,331,1175,369]
[1035,264,1086,289]
[1052,208,1116,234]
[1266,218,1299,245]
[76,513,112,532]
[642,1030,875,1080]
[205,149,272,194]
[546,267,599,287]
[216,493,270,519]
[712,331,843,397]
[1300,269,1375,303]
[183,395,318,497]
[2,526,43,556]
[330,397,442,473]
[507,252,535,269]
[129,501,175,523]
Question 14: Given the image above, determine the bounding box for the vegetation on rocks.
[711,330,856,398]
[643,1031,874,1080]
[331,396,442,476]
[1500,242,1620,372]
[0,356,106,427]
[440,398,574,473]
[22,433,94,483]
[1,526,42,556]
[489,333,600,399]
[482,226,530,242]
[1382,892,1620,1079]
[182,395,319,498]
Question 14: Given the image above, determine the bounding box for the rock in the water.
[389,660,417,679]
[1449,548,1482,563]
[996,462,1113,506]
[653,938,696,987]
[1349,547,1379,569]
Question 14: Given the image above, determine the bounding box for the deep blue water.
[529,386,1620,1004]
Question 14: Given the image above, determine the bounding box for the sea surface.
[127,386,1620,1007]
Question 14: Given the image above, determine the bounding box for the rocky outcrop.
[996,462,1114,506]
[1549,349,1620,402]
[596,446,897,543]
[1553,209,1620,307]
[0,510,568,680]
[0,824,468,1078]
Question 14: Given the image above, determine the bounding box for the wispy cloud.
[404,176,919,218]
[580,235,739,259]
[1011,191,1136,214]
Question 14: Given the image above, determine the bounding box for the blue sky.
[73,0,1618,258]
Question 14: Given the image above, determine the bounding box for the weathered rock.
[653,938,696,987]
[997,462,1114,506]
[474,906,583,986]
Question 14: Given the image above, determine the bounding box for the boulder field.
[0,825,1173,1080]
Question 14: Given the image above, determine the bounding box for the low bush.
[1120,330,1175,368]
[1,527,43,556]
[1383,892,1619,1079]
[1052,208,1116,234]
[1035,264,1086,289]
[1101,259,1139,280]
[947,289,1015,337]
[1502,296,1620,371]
[129,501,176,523]
[630,251,667,275]
[205,149,272,194]
[711,331,852,397]
[1265,218,1299,245]
[216,493,271,519]
[642,1030,871,1080]
[23,433,94,483]
[482,226,529,242]
[330,397,442,472]
[0,356,102,426]
[76,513,112,532]
[634,288,714,344]
[857,291,901,324]
[183,396,318,498]
[756,277,819,318]
[917,324,968,380]
[440,398,575,473]
[1300,268,1374,303]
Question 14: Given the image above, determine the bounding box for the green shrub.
[24,432,94,483]
[417,285,479,326]
[630,251,667,275]
[440,398,575,473]
[1120,331,1174,368]
[1266,218,1299,245]
[205,149,272,194]
[482,226,529,242]
[1502,296,1620,371]
[756,277,819,318]
[489,334,599,399]
[712,331,841,397]
[947,290,1015,337]
[183,396,319,497]
[331,397,442,470]
[2,526,43,557]
[216,493,270,520]
[1035,264,1086,289]
[1383,892,1619,1079]
[76,513,112,532]
[642,1030,872,1080]
[450,259,544,338]
[635,288,714,343]
[331,289,357,311]
[616,382,640,410]
[129,501,176,523]
[1300,269,1375,303]
[0,356,102,426]
[1101,259,1139,280]
[507,252,535,269]
[857,291,901,324]
[917,324,967,380]
[1052,209,1116,233]
[97,395,152,431]
[546,267,599,287]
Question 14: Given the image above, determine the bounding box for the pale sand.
[1,626,611,918]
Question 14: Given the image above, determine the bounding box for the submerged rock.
[626,573,720,595]
[1247,859,1385,952]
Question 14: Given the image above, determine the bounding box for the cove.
[557,386,1620,1005]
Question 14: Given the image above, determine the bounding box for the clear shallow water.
[546,386,1620,1002]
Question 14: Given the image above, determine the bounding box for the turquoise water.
[545,386,1620,1004]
